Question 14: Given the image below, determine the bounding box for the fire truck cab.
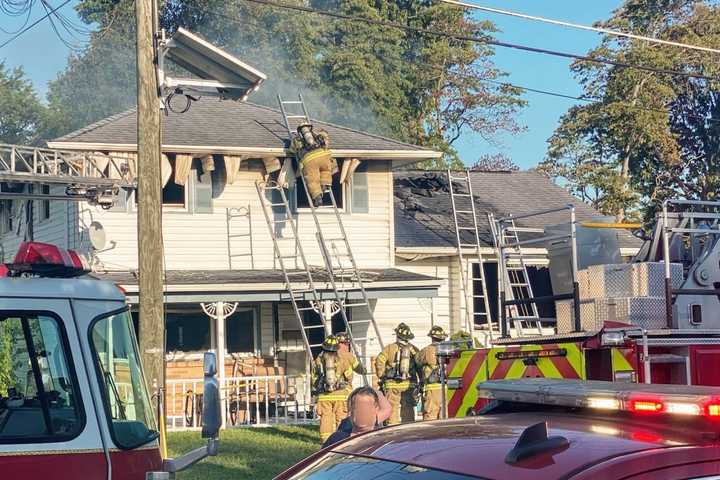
[0,242,220,480]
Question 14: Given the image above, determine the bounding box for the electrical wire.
[439,0,720,55]
[0,0,71,50]
[224,0,719,82]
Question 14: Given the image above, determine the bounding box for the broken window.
[296,159,345,210]
[0,201,13,234]
[225,308,258,355]
[162,156,186,207]
[165,311,210,353]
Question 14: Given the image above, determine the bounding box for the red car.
[275,379,720,479]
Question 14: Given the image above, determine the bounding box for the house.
[393,170,642,340]
[0,97,445,428]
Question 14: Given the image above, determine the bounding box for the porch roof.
[94,268,441,304]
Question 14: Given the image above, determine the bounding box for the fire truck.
[0,241,220,479]
[440,198,720,418]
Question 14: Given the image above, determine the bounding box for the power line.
[231,0,718,82]
[0,0,71,50]
[440,0,720,55]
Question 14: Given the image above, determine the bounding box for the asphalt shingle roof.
[394,170,642,250]
[53,98,433,153]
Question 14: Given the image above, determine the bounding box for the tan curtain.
[174,154,193,186]
[340,158,361,185]
[160,154,172,187]
[224,155,245,185]
[90,152,110,178]
[262,156,281,174]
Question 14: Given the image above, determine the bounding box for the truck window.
[0,312,84,443]
[90,309,158,449]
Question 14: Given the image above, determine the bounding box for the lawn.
[168,425,321,479]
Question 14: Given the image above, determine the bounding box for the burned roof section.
[394,170,641,250]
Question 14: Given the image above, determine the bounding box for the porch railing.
[165,374,315,430]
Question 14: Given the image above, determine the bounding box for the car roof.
[0,277,125,301]
[330,412,713,480]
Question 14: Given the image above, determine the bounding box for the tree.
[471,153,519,171]
[43,0,525,169]
[0,62,44,145]
[541,0,720,221]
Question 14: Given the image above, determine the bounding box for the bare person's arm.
[376,389,392,424]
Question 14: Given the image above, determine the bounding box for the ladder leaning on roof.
[255,94,384,379]
[447,169,496,342]
[488,213,543,336]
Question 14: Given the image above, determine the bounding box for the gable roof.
[394,170,642,251]
[48,98,440,159]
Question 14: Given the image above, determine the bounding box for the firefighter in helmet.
[290,124,335,207]
[335,331,367,375]
[450,330,476,351]
[375,323,419,425]
[415,326,447,421]
[312,335,359,443]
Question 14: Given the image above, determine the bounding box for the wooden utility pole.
[135,0,165,396]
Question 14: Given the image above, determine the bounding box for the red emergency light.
[5,242,89,278]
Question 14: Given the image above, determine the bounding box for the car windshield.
[0,312,83,442]
[290,453,481,479]
[90,310,158,449]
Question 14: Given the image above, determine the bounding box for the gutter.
[46,142,443,160]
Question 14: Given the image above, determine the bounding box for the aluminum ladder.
[489,214,543,336]
[256,180,329,359]
[226,206,254,269]
[276,94,384,377]
[447,169,496,339]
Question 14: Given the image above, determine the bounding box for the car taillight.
[0,264,8,277]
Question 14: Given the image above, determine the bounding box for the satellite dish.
[88,221,107,250]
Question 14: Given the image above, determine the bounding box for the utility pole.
[136,0,165,398]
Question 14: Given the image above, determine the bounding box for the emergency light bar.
[4,241,90,278]
[477,379,720,420]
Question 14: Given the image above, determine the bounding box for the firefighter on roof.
[416,325,447,421]
[290,124,335,207]
[312,335,358,443]
[375,323,419,425]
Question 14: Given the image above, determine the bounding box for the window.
[90,310,157,449]
[296,159,345,210]
[225,308,258,355]
[0,200,12,234]
[162,156,187,207]
[351,162,369,214]
[40,185,50,221]
[0,312,84,443]
[165,311,211,353]
[290,453,481,479]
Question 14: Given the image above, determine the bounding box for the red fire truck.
[0,241,220,479]
[440,199,720,418]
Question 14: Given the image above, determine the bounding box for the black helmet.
[428,325,447,340]
[321,335,340,352]
[394,323,414,341]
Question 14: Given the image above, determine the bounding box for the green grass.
[168,425,321,480]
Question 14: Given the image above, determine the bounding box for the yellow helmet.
[335,331,350,344]
[322,335,340,352]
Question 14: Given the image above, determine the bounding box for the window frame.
[295,159,347,213]
[0,200,13,234]
[87,306,159,450]
[0,309,87,444]
[225,306,260,357]
[39,185,51,222]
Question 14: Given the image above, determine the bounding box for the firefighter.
[450,330,476,350]
[416,326,447,421]
[312,335,357,443]
[336,331,367,375]
[290,124,334,207]
[375,323,419,425]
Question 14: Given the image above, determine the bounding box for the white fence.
[165,374,315,430]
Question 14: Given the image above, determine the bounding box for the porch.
[96,268,441,429]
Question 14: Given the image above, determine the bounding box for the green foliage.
[39,0,524,169]
[0,62,44,145]
[543,0,720,221]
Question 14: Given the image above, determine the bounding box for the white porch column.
[201,301,238,429]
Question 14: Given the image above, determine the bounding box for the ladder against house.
[488,214,543,336]
[255,180,330,360]
[267,93,384,376]
[447,170,497,343]
[226,206,254,269]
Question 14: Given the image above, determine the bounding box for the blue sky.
[0,0,622,169]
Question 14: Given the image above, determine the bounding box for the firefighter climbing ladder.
[488,213,543,336]
[447,170,496,339]
[269,93,384,377]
